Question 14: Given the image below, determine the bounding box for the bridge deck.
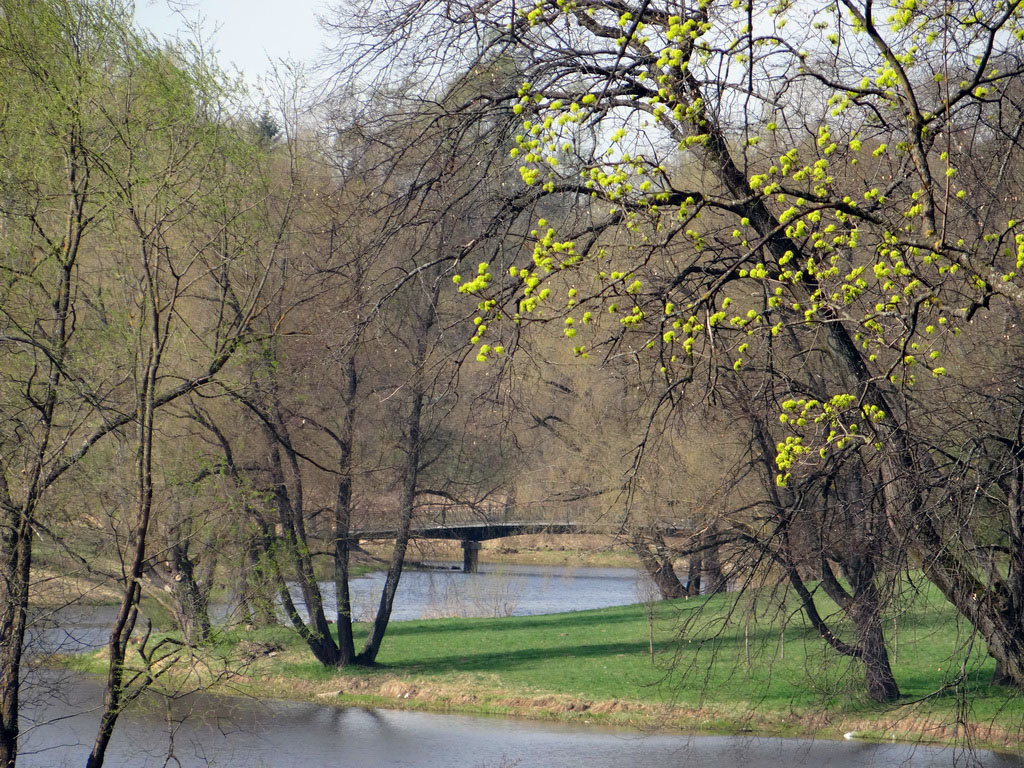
[352,521,684,572]
[353,522,594,541]
[352,521,685,541]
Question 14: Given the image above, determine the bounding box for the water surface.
[18,673,1023,767]
[29,564,650,655]
[23,566,1023,767]
[340,562,654,621]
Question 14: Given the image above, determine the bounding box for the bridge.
[354,522,604,572]
[348,495,690,571]
[353,518,686,572]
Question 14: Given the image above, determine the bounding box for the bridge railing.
[416,500,587,528]
[350,493,636,535]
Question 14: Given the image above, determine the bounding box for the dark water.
[17,673,1024,767]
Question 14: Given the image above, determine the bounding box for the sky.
[133,0,335,87]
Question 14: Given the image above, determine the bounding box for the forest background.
[5,0,1024,764]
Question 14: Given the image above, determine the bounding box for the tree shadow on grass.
[375,622,791,678]
[377,638,665,675]
[373,606,680,638]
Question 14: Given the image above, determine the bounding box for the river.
[17,672,1024,767]
[309,562,658,621]
[28,563,651,655]
[19,564,1024,766]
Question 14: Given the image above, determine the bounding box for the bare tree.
[325,0,1024,694]
[0,3,274,764]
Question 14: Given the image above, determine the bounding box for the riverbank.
[369,533,639,569]
[62,586,1024,753]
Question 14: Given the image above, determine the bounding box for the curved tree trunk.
[853,594,901,703]
[358,389,424,664]
[632,533,687,600]
[357,273,440,666]
[264,417,341,666]
[784,560,900,703]
[818,558,900,703]
[838,553,901,703]
[0,507,32,768]
[88,289,163,768]
[333,354,359,665]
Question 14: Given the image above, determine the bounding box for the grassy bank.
[64,583,1024,751]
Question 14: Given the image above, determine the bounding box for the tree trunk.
[333,354,359,665]
[357,273,439,665]
[87,270,171,768]
[701,525,726,595]
[167,541,213,646]
[632,534,686,599]
[818,558,901,703]
[0,216,78,768]
[86,584,141,768]
[850,584,900,703]
[358,389,424,664]
[146,533,214,646]
[263,418,340,666]
[686,552,702,597]
[993,451,1024,686]
[993,657,1015,686]
[0,508,32,768]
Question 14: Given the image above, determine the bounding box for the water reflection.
[22,567,1024,767]
[18,674,1024,767]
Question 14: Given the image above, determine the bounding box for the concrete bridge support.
[461,540,481,573]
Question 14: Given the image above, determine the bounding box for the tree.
[335,0,1024,695]
[236,77,520,666]
[87,40,280,768]
[500,0,1024,691]
[0,2,272,764]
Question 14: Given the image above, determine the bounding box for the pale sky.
[133,0,335,86]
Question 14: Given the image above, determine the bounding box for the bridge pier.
[461,540,481,573]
